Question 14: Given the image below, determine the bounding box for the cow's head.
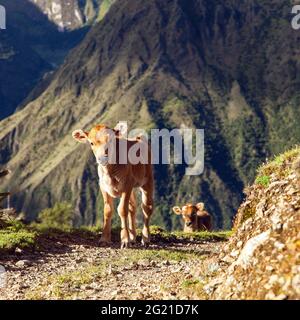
[172,203,205,230]
[72,123,127,166]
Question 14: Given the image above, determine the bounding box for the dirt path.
[0,232,223,300]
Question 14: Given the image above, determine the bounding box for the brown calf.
[173,203,212,232]
[72,123,154,248]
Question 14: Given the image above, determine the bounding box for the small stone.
[274,294,287,300]
[266,265,274,272]
[222,256,235,264]
[137,259,151,267]
[292,275,300,295]
[269,275,279,284]
[207,263,220,274]
[265,291,275,299]
[274,241,285,251]
[230,250,240,258]
[107,265,120,275]
[236,241,243,248]
[15,247,23,254]
[225,275,236,286]
[270,214,283,232]
[112,289,122,296]
[19,283,30,290]
[172,266,184,273]
[292,265,300,274]
[277,254,284,260]
[16,260,30,268]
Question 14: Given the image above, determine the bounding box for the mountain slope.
[0,0,299,230]
[0,0,115,120]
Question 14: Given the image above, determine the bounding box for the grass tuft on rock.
[257,146,300,180]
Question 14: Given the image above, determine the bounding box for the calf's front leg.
[100,188,114,245]
[118,191,131,249]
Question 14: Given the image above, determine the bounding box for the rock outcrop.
[205,148,300,299]
[30,0,115,31]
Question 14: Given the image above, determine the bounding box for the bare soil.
[0,232,223,300]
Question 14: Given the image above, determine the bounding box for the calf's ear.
[72,129,89,143]
[196,202,205,211]
[114,121,128,137]
[172,206,182,215]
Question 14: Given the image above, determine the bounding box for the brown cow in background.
[173,203,212,232]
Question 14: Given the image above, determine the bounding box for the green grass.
[181,279,200,288]
[98,0,114,21]
[0,219,231,255]
[180,277,207,299]
[235,146,300,228]
[0,231,36,251]
[257,146,300,179]
[255,175,270,188]
[0,220,37,252]
[36,202,74,231]
[149,226,232,242]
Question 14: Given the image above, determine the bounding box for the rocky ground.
[0,231,224,300]
[204,151,300,300]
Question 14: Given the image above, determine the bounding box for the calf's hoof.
[141,236,150,247]
[120,240,130,249]
[129,232,137,244]
[141,227,150,247]
[99,237,112,246]
[120,228,130,249]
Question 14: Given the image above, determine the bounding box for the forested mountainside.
[0,0,115,119]
[0,0,299,230]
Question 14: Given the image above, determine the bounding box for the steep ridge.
[205,147,300,299]
[0,0,299,230]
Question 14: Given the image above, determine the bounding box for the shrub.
[0,220,37,252]
[0,230,36,251]
[38,202,74,230]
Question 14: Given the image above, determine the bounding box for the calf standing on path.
[173,203,212,232]
[72,123,154,248]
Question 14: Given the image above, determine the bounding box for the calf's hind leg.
[128,191,137,243]
[140,184,153,246]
